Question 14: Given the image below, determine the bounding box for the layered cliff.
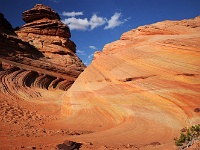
[60,16,200,149]
[16,4,84,69]
[0,4,85,102]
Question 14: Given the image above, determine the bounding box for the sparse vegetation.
[174,124,200,147]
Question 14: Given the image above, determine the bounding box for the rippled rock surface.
[60,16,200,149]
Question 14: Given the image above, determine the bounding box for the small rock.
[149,142,161,146]
[194,108,200,113]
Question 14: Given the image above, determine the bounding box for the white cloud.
[61,12,129,31]
[62,14,106,31]
[61,11,83,17]
[62,17,90,31]
[104,12,126,30]
[89,46,97,50]
[90,14,106,30]
[88,53,94,59]
[77,50,86,55]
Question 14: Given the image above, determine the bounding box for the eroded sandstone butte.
[0,4,85,99]
[60,16,200,149]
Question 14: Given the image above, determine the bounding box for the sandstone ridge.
[60,16,200,149]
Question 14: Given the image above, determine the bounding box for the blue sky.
[1,0,200,65]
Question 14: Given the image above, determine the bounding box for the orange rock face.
[60,16,200,149]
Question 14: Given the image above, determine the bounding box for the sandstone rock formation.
[1,5,200,149]
[60,16,200,149]
[16,4,80,65]
[22,4,60,23]
[0,4,85,101]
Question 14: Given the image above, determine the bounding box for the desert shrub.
[174,124,200,147]
[174,137,183,146]
[174,132,186,146]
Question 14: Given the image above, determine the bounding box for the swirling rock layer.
[1,7,200,149]
[60,16,200,149]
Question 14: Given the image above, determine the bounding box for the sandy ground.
[0,87,199,150]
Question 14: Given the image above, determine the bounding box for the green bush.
[174,124,200,147]
[174,137,183,146]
